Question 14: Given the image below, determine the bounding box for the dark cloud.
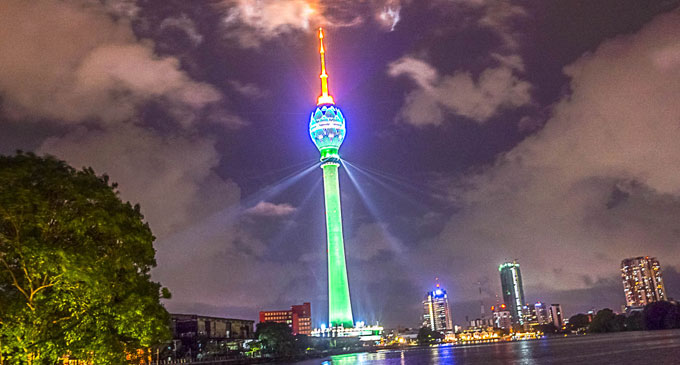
[2,0,680,329]
[427,9,680,319]
[0,0,221,125]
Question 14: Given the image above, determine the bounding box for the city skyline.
[1,0,680,329]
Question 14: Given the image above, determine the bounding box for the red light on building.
[259,302,311,335]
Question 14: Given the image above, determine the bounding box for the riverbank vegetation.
[568,301,680,334]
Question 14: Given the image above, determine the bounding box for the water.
[289,330,680,364]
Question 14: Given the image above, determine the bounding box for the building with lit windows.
[549,304,564,329]
[523,302,552,327]
[534,302,552,324]
[259,302,312,335]
[491,304,512,330]
[499,260,526,324]
[171,314,253,340]
[422,284,454,332]
[621,256,667,308]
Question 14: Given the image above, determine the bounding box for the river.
[287,330,680,364]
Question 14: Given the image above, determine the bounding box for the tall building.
[422,284,454,331]
[534,302,552,325]
[259,302,312,335]
[549,304,563,329]
[491,304,512,330]
[621,256,667,308]
[523,302,552,327]
[499,260,526,324]
[309,28,353,328]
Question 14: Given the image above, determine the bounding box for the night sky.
[2,0,680,328]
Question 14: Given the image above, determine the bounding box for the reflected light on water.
[298,331,680,364]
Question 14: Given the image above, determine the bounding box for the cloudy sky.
[2,0,680,327]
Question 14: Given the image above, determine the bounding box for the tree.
[0,153,170,364]
[588,309,623,333]
[624,311,643,331]
[643,301,680,330]
[535,323,558,334]
[255,322,295,357]
[293,334,312,354]
[568,313,590,332]
[416,326,443,345]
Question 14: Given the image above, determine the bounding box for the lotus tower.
[308,28,353,328]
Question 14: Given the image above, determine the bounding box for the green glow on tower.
[322,161,353,327]
[309,28,353,328]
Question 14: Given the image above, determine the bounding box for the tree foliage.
[588,309,624,333]
[255,322,295,357]
[568,313,590,332]
[535,323,558,334]
[643,301,680,330]
[624,311,643,331]
[416,326,443,345]
[0,153,170,364]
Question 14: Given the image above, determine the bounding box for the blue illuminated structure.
[422,284,453,331]
[309,105,346,162]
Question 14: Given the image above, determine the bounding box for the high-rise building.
[621,256,667,308]
[491,304,512,330]
[499,260,526,324]
[522,304,537,325]
[308,28,353,328]
[522,302,552,327]
[422,284,453,331]
[549,304,563,329]
[534,302,552,325]
[259,302,312,335]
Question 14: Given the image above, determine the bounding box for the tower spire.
[317,27,335,105]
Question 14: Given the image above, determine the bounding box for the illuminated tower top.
[422,284,453,331]
[309,28,346,162]
[317,28,334,105]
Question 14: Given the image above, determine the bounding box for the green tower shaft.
[322,161,353,328]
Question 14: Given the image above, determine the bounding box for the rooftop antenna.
[478,281,485,319]
[317,28,334,105]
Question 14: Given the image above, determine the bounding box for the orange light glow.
[317,28,335,105]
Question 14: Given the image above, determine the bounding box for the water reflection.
[299,331,680,365]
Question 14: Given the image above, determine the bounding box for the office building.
[523,302,552,327]
[259,302,312,335]
[491,304,512,330]
[171,314,253,340]
[621,256,667,308]
[549,304,564,329]
[499,260,526,324]
[422,284,454,331]
[534,302,552,324]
